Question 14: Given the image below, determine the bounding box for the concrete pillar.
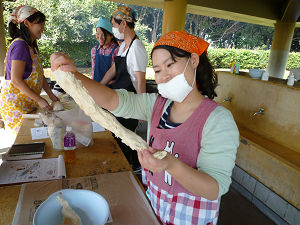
[267,21,295,79]
[162,0,187,35]
[0,0,6,78]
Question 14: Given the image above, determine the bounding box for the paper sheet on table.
[92,121,105,132]
[0,155,65,185]
[12,171,160,225]
[31,127,49,140]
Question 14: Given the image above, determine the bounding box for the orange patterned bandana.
[153,31,209,56]
[112,5,136,22]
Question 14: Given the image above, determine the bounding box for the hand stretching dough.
[52,70,167,160]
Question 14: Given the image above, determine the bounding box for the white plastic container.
[48,118,64,151]
[287,73,295,86]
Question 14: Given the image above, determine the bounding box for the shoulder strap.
[150,95,168,127]
[125,35,137,58]
[95,44,100,55]
[109,44,118,56]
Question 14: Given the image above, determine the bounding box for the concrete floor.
[218,186,276,225]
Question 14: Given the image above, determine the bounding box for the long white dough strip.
[52,70,167,160]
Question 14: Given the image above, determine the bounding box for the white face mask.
[112,27,124,40]
[157,58,196,103]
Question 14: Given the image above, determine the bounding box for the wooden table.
[0,118,134,225]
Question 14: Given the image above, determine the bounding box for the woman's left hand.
[137,147,175,173]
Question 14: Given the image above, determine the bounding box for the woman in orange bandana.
[51,30,239,225]
[0,6,59,134]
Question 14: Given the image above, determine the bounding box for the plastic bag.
[39,112,65,151]
[55,106,93,148]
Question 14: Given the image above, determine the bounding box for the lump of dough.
[56,192,82,225]
[52,101,64,111]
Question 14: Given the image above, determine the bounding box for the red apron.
[143,96,220,225]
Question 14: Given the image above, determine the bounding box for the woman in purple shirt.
[0,6,58,133]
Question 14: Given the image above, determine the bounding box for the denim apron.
[93,44,118,82]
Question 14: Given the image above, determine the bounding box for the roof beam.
[186,5,276,27]
[281,0,300,22]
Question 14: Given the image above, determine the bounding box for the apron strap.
[95,45,100,56]
[109,44,118,57]
[125,35,137,58]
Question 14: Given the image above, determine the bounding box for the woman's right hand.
[37,97,52,111]
[50,52,77,73]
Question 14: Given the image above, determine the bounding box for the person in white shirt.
[101,5,148,94]
[100,5,148,169]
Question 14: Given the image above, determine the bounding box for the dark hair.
[111,17,135,29]
[97,27,118,47]
[8,11,45,49]
[151,45,218,99]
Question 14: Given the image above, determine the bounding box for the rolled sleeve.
[128,40,148,73]
[10,41,31,62]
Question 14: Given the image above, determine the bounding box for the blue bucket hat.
[96,18,113,34]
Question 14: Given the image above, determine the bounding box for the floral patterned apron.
[0,38,43,134]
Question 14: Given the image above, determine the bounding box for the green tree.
[4,0,118,66]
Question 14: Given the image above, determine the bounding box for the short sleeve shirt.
[118,39,148,92]
[5,40,32,80]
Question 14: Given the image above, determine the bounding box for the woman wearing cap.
[51,30,239,224]
[91,17,119,82]
[0,5,59,134]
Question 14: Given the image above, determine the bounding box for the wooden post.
[162,0,187,35]
[267,21,295,78]
[0,0,6,78]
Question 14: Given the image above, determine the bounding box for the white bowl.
[33,189,109,225]
[249,69,264,79]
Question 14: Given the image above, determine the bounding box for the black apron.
[109,35,136,93]
[109,35,140,168]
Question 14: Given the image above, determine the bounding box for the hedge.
[38,39,93,68]
[207,48,300,70]
[36,41,300,70]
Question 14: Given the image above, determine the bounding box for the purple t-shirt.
[5,40,32,80]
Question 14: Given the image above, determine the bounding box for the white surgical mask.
[157,58,196,103]
[112,27,124,40]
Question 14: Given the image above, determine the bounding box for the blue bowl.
[33,189,109,225]
[249,69,264,79]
